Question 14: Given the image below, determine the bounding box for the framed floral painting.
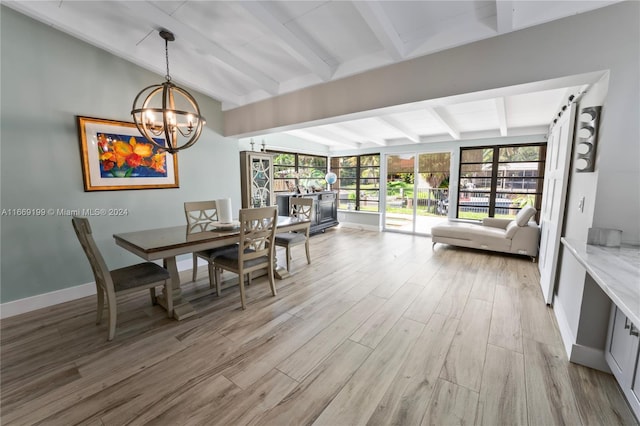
[77,116,179,191]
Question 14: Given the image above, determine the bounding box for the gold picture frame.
[77,116,179,191]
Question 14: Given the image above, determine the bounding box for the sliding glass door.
[385,154,416,232]
[384,152,451,234]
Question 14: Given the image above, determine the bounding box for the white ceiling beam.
[286,129,360,149]
[4,2,246,107]
[425,107,460,140]
[376,117,420,143]
[495,97,508,136]
[119,1,280,95]
[329,123,387,146]
[240,2,334,82]
[352,1,405,61]
[496,1,514,34]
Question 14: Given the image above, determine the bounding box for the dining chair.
[71,217,173,341]
[275,197,312,272]
[184,200,237,295]
[212,206,278,309]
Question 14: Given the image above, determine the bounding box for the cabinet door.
[241,152,273,208]
[609,306,634,377]
[251,156,272,207]
[276,195,290,216]
[318,192,337,224]
[605,305,640,418]
[632,347,640,410]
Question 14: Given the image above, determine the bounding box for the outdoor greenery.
[332,154,380,211]
[385,153,451,218]
[272,151,328,191]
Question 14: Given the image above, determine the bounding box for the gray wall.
[0,7,241,303]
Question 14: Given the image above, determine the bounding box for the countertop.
[561,238,640,326]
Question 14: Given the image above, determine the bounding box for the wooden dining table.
[113,216,310,320]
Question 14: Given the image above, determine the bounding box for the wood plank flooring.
[1,227,637,425]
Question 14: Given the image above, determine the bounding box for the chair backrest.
[184,200,219,225]
[290,197,314,220]
[71,217,114,296]
[238,206,278,263]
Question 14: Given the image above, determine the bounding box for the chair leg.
[238,273,247,310]
[192,254,198,281]
[164,281,173,319]
[305,240,311,265]
[268,261,277,297]
[107,297,117,341]
[96,288,104,325]
[215,267,222,296]
[207,261,216,290]
[286,246,291,272]
[149,287,158,305]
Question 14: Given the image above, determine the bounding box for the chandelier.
[131,30,206,154]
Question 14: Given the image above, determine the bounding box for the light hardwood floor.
[1,227,637,425]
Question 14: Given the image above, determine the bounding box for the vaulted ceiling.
[5,1,618,151]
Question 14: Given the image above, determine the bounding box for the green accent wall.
[0,6,241,303]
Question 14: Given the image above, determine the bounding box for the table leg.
[273,249,290,280]
[159,257,197,321]
[274,265,290,280]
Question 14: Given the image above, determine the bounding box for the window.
[270,151,328,192]
[298,154,327,190]
[457,144,545,221]
[331,154,380,211]
[272,152,296,192]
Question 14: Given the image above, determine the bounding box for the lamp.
[131,30,205,154]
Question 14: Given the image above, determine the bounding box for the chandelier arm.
[132,85,167,151]
[173,87,206,122]
[175,126,203,151]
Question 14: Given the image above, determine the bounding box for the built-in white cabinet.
[605,304,640,417]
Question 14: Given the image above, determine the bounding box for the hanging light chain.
[164,36,171,81]
[159,30,175,82]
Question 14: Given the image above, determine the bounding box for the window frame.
[457,143,546,222]
[269,150,328,193]
[331,154,380,212]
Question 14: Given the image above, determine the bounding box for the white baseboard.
[569,343,611,373]
[0,257,198,319]
[0,282,97,319]
[554,295,610,372]
[338,222,381,232]
[553,296,576,359]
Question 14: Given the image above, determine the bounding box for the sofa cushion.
[432,222,506,241]
[505,221,519,239]
[515,206,537,226]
